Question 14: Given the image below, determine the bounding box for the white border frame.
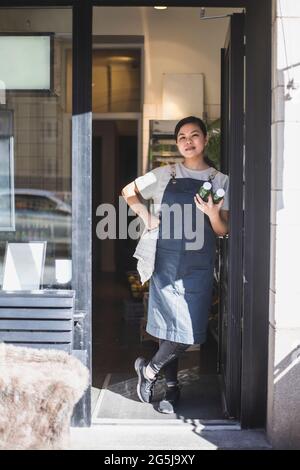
[2,241,47,291]
[0,110,15,232]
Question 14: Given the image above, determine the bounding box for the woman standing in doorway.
[122,116,229,414]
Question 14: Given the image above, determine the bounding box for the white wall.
[93,7,240,171]
[92,7,236,118]
[268,0,300,449]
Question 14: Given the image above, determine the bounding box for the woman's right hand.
[145,214,160,231]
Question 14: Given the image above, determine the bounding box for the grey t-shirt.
[135,163,229,214]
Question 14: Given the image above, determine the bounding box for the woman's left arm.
[194,194,229,236]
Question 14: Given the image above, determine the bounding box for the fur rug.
[0,343,89,450]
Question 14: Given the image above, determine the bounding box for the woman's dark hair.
[174,115,217,169]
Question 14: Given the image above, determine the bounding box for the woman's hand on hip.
[145,214,160,231]
[194,193,224,218]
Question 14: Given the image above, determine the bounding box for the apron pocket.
[183,251,210,271]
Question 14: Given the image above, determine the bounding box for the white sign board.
[162,73,204,119]
[3,242,46,291]
[0,36,51,90]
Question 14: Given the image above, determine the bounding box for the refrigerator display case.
[148,120,183,170]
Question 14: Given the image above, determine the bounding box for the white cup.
[55,259,72,284]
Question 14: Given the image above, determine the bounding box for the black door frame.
[0,0,271,429]
[219,12,245,420]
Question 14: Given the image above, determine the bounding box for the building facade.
[267,0,300,449]
[0,0,299,450]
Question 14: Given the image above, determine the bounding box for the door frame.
[91,114,141,276]
[219,12,245,421]
[0,0,271,429]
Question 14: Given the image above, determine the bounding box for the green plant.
[205,118,221,170]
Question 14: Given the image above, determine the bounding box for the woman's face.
[176,123,208,160]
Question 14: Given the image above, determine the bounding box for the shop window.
[0,7,72,290]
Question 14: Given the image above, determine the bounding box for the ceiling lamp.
[154,6,168,10]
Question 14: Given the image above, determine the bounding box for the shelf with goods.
[148,120,183,170]
[122,270,158,343]
[148,118,222,171]
[122,271,149,324]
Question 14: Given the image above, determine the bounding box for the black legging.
[149,339,191,385]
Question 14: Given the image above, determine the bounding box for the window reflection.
[0,8,72,290]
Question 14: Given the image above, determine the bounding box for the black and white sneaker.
[134,357,156,403]
[158,385,180,414]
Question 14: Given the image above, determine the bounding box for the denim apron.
[146,171,216,345]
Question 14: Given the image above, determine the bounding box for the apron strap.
[169,163,218,183]
[208,168,219,182]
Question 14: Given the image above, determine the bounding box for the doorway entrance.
[91,6,244,424]
[69,0,271,428]
[0,0,271,430]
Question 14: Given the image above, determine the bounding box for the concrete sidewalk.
[70,422,271,450]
